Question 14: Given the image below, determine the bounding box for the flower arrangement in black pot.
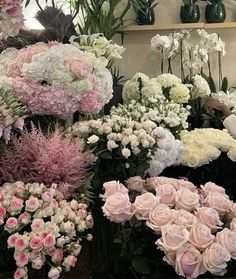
[180,0,200,23]
[136,0,158,25]
[205,0,226,23]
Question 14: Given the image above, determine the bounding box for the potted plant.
[136,0,158,25]
[205,0,226,23]
[180,0,200,23]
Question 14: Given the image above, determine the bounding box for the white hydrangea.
[192,74,211,98]
[169,84,190,104]
[156,74,181,88]
[122,80,140,103]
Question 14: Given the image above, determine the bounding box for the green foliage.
[221,77,228,93]
[182,0,198,5]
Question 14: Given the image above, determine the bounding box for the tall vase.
[180,4,200,23]
[137,7,155,25]
[205,2,226,23]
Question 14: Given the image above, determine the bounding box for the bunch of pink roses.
[0,42,113,117]
[0,181,93,279]
[101,177,236,279]
[0,0,24,40]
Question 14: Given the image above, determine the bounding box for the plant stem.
[208,55,212,77]
[161,48,164,74]
[218,51,222,91]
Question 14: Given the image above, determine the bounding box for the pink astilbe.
[0,128,93,197]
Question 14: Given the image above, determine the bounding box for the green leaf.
[100,151,113,160]
[221,77,228,93]
[25,0,31,7]
[132,256,151,275]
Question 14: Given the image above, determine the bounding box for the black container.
[180,4,200,23]
[205,2,226,23]
[137,8,155,25]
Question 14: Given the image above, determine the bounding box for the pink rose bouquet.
[0,0,24,40]
[101,177,236,279]
[0,181,93,279]
[0,42,113,117]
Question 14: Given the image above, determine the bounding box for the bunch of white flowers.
[70,104,184,175]
[177,128,236,167]
[192,74,211,98]
[70,34,126,66]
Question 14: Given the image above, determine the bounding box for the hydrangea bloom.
[0,0,24,39]
[0,42,113,117]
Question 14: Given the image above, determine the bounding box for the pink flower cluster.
[0,0,24,40]
[0,128,93,197]
[101,178,236,279]
[0,181,93,279]
[0,42,113,117]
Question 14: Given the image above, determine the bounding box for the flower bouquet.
[0,42,113,117]
[101,177,236,279]
[0,181,93,279]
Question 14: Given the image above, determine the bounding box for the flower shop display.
[177,128,236,167]
[70,33,126,68]
[101,177,236,279]
[0,42,113,117]
[205,0,226,23]
[0,0,24,40]
[180,0,200,23]
[0,128,93,197]
[0,85,27,142]
[0,181,93,279]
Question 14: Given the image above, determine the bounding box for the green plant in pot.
[136,0,158,25]
[180,0,200,23]
[205,0,226,23]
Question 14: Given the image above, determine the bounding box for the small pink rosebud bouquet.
[0,181,93,279]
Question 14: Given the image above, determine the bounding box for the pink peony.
[202,243,231,276]
[44,234,56,248]
[15,252,29,267]
[7,233,19,248]
[14,267,27,279]
[155,183,176,207]
[31,219,45,232]
[10,197,24,213]
[230,218,236,232]
[146,204,174,232]
[189,223,215,250]
[156,224,189,252]
[216,228,236,259]
[15,237,29,252]
[102,192,133,223]
[29,236,43,251]
[5,217,18,232]
[175,244,206,279]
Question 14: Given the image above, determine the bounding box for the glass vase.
[205,3,226,23]
[180,4,200,23]
[137,7,155,25]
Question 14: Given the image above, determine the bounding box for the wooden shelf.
[122,22,236,32]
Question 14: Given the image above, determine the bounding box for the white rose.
[87,135,99,144]
[122,148,131,159]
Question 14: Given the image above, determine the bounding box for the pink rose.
[15,181,25,197]
[230,218,236,232]
[30,251,42,260]
[48,267,62,279]
[29,236,43,251]
[103,181,128,199]
[146,177,179,190]
[146,204,173,232]
[44,234,55,248]
[102,192,133,223]
[134,192,159,220]
[195,207,223,230]
[155,184,176,207]
[41,191,53,202]
[18,212,31,225]
[31,219,44,232]
[15,237,29,252]
[175,244,206,279]
[173,209,197,229]
[175,188,200,212]
[204,191,231,215]
[201,182,225,197]
[0,206,6,218]
[25,197,39,212]
[63,255,77,267]
[52,249,63,264]
[14,267,27,279]
[202,243,231,276]
[5,217,18,232]
[227,203,236,219]
[56,237,65,248]
[7,233,19,248]
[176,180,196,192]
[70,200,79,210]
[189,223,214,250]
[46,246,56,256]
[16,252,29,267]
[216,228,236,259]
[126,176,145,192]
[163,251,176,267]
[156,224,189,252]
[10,197,24,213]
